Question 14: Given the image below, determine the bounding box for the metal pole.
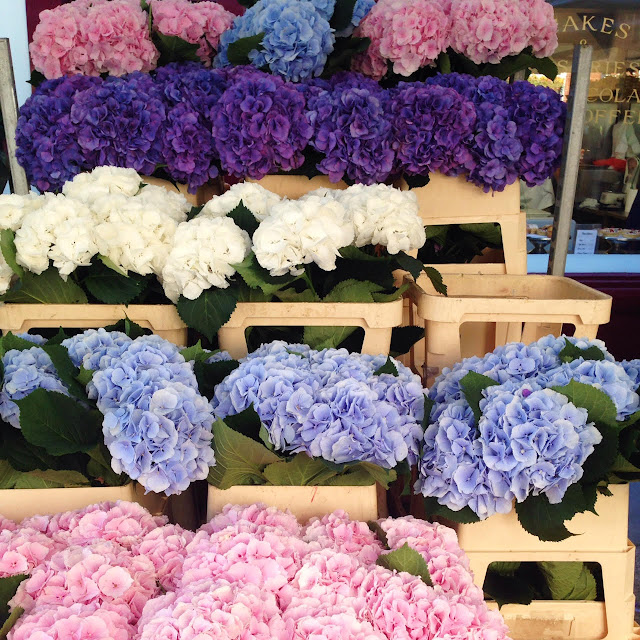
[547,44,593,276]
[0,38,29,195]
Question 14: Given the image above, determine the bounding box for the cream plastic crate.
[407,272,612,383]
[207,484,386,523]
[218,300,403,359]
[397,174,527,274]
[457,487,633,640]
[247,174,348,199]
[0,304,188,346]
[141,175,221,207]
[0,484,135,522]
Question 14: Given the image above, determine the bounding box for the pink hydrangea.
[30,0,158,78]
[522,0,558,58]
[132,524,194,590]
[151,0,235,66]
[200,503,301,538]
[449,0,530,64]
[353,0,450,79]
[0,516,17,532]
[0,528,60,578]
[291,612,386,640]
[8,603,133,640]
[137,581,290,640]
[11,541,159,623]
[303,511,383,565]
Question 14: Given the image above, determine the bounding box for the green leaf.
[303,325,357,351]
[0,606,23,638]
[404,174,430,189]
[177,288,238,342]
[423,266,447,296]
[368,521,390,549]
[98,254,127,277]
[389,325,424,358]
[324,279,383,303]
[275,288,319,303]
[394,251,423,280]
[2,428,83,473]
[460,371,500,423]
[45,328,69,346]
[154,33,200,65]
[558,339,606,364]
[227,201,259,237]
[374,356,398,377]
[194,359,240,399]
[28,69,46,87]
[322,36,370,77]
[490,562,522,576]
[0,460,20,489]
[422,496,482,523]
[538,562,597,601]
[263,453,335,486]
[41,344,87,401]
[227,32,265,66]
[0,332,40,356]
[437,51,452,74]
[515,484,589,541]
[17,390,102,456]
[77,367,94,386]
[552,379,618,430]
[2,268,87,304]
[331,0,358,31]
[483,566,535,608]
[458,222,503,246]
[422,395,434,433]
[0,576,27,627]
[83,261,146,305]
[326,468,375,486]
[104,318,150,339]
[86,443,128,486]
[208,419,281,489]
[328,462,396,488]
[187,205,203,222]
[376,543,433,586]
[233,253,297,295]
[0,230,23,278]
[259,425,275,450]
[372,284,410,303]
[224,405,262,441]
[180,340,207,362]
[482,52,537,80]
[531,56,558,81]
[13,469,90,489]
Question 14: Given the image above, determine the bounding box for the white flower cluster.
[201,181,281,222]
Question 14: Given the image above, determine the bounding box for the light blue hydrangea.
[532,334,615,362]
[335,0,375,36]
[15,333,47,346]
[542,359,639,420]
[0,347,69,428]
[62,328,132,371]
[103,380,215,496]
[309,0,335,20]
[216,0,335,81]
[621,360,640,389]
[213,341,425,468]
[205,350,233,364]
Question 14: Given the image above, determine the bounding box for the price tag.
[574,229,598,255]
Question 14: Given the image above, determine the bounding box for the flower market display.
[0,171,433,348]
[416,335,640,540]
[0,501,512,639]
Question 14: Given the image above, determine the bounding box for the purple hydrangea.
[68,73,166,176]
[390,83,476,179]
[16,75,101,191]
[0,348,69,428]
[156,64,229,193]
[212,341,425,468]
[307,72,395,184]
[216,0,335,81]
[213,69,314,179]
[426,72,479,102]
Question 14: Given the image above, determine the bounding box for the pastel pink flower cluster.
[30,0,159,78]
[1,502,512,640]
[150,0,236,66]
[353,0,558,78]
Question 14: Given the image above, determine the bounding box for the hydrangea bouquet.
[0,501,511,640]
[0,327,218,497]
[416,335,640,542]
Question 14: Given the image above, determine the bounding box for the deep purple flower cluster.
[156,63,229,192]
[306,72,395,184]
[16,75,101,191]
[213,69,314,179]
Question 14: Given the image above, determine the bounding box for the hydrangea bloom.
[62,166,143,203]
[0,526,60,577]
[335,0,375,37]
[0,348,70,429]
[0,193,49,232]
[162,216,251,302]
[216,0,334,81]
[353,0,450,79]
[213,70,314,179]
[201,182,282,222]
[62,328,132,372]
[621,359,640,389]
[522,0,559,58]
[30,0,158,79]
[213,342,425,468]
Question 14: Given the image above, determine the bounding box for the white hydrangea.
[335,184,425,254]
[201,182,282,222]
[94,199,178,276]
[135,185,190,223]
[62,166,142,203]
[252,196,354,276]
[0,193,50,231]
[0,252,14,295]
[15,194,97,277]
[161,217,251,303]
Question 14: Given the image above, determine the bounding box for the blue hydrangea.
[103,380,215,495]
[308,0,336,20]
[212,341,425,468]
[621,360,640,389]
[15,333,47,346]
[205,350,234,364]
[542,359,640,420]
[531,334,615,362]
[0,348,69,428]
[336,0,375,36]
[216,0,335,81]
[62,328,132,371]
